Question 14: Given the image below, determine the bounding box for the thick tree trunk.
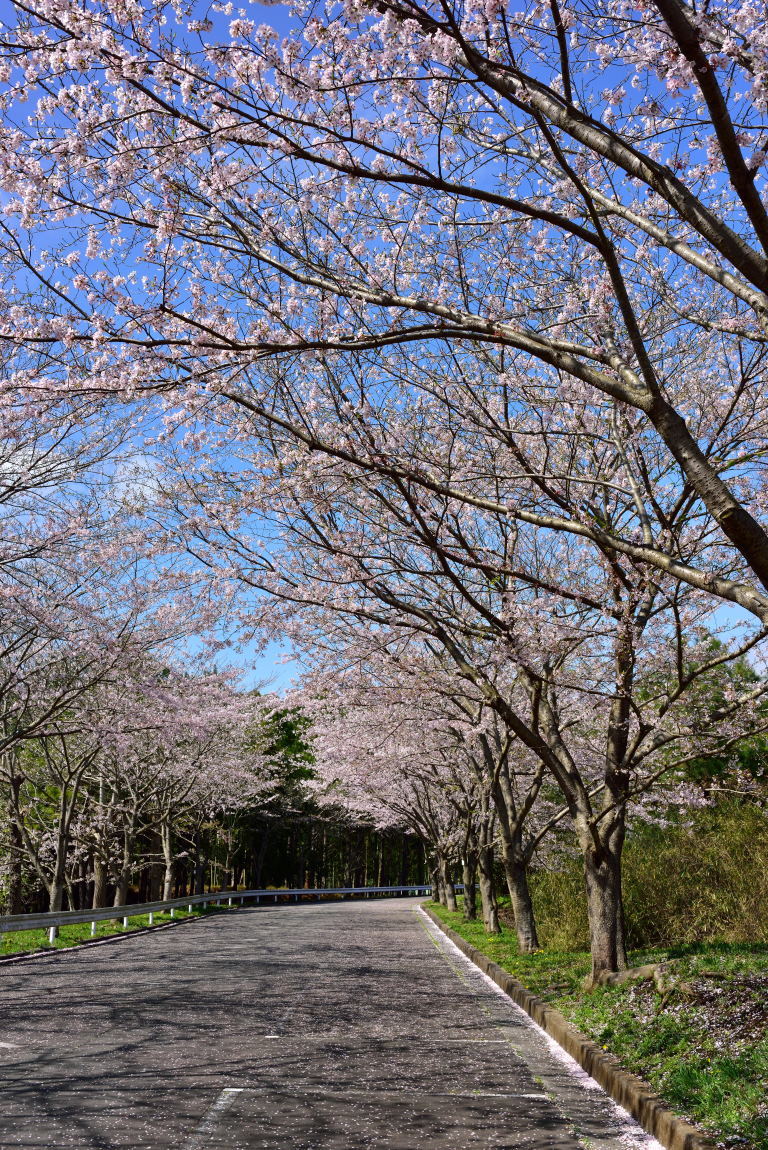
[475,846,501,933]
[161,818,175,901]
[430,861,444,904]
[113,870,130,907]
[439,856,458,912]
[92,857,109,908]
[477,845,499,934]
[583,837,628,981]
[48,875,65,913]
[580,620,632,980]
[462,854,478,920]
[113,827,134,908]
[495,817,540,952]
[502,850,540,953]
[492,764,541,952]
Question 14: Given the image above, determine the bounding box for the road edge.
[421,904,716,1150]
[0,908,227,967]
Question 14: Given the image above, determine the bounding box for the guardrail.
[0,884,434,945]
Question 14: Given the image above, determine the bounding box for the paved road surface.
[0,900,658,1149]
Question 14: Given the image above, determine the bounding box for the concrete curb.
[422,905,716,1150]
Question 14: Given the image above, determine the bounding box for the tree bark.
[462,853,478,920]
[430,860,444,904]
[48,792,72,915]
[113,825,135,908]
[92,857,109,908]
[582,825,628,982]
[439,855,458,911]
[48,872,65,913]
[501,848,540,953]
[477,844,499,934]
[161,817,175,901]
[7,772,24,915]
[491,759,541,952]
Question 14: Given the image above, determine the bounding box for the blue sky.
[243,638,302,694]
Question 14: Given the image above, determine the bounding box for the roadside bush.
[528,801,768,951]
[622,801,768,947]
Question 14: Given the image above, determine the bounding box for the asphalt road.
[0,900,660,1150]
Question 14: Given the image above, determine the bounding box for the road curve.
[0,899,660,1149]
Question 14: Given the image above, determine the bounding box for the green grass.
[0,903,234,957]
[429,901,768,1150]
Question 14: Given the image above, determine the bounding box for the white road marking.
[180,1088,243,1149]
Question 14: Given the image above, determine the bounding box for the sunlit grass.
[0,903,234,957]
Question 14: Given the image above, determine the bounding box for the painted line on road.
[181,1088,244,1149]
[187,1086,552,1102]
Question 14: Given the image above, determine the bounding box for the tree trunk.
[92,857,109,908]
[113,827,134,908]
[492,765,541,952]
[48,874,65,913]
[581,617,632,980]
[194,857,206,895]
[462,854,478,920]
[439,856,458,912]
[161,818,175,901]
[7,772,24,915]
[430,861,443,904]
[477,844,500,934]
[48,807,71,915]
[502,849,540,953]
[583,836,628,982]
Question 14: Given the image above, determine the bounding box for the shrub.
[528,801,768,950]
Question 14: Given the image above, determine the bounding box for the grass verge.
[0,904,234,957]
[428,901,768,1150]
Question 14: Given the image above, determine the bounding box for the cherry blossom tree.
[0,446,255,914]
[294,633,578,941]
[162,402,768,973]
[94,666,267,905]
[2,0,768,975]
[303,679,469,911]
[5,658,267,915]
[1,0,768,621]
